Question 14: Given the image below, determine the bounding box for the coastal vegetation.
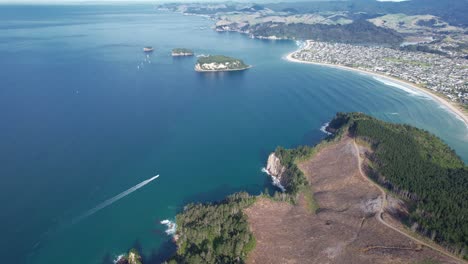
[195,55,250,72]
[328,112,468,257]
[116,248,143,264]
[246,20,403,46]
[155,112,467,263]
[168,192,257,263]
[273,146,311,195]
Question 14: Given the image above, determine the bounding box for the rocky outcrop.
[265,153,286,192]
[115,249,142,264]
[266,153,285,177]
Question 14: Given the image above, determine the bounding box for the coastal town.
[292,41,468,105]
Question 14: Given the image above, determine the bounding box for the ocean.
[0,4,466,264]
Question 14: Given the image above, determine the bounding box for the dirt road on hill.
[245,137,461,264]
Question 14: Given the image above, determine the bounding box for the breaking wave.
[320,122,332,135]
[372,76,430,99]
[160,219,176,235]
[113,254,125,264]
[261,167,286,192]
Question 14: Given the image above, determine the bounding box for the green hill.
[328,112,467,255]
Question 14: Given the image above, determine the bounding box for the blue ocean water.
[0,4,466,264]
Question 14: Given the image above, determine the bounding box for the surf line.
[72,175,159,224]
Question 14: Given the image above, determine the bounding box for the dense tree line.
[399,45,447,56]
[249,20,403,46]
[167,192,257,264]
[274,146,313,195]
[329,112,468,257]
[197,55,248,69]
[161,112,467,262]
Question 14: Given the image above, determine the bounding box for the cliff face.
[266,153,285,177]
[266,153,286,192]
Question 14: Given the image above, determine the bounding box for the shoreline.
[285,42,468,127]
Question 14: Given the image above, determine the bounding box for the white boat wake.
[73,175,159,224]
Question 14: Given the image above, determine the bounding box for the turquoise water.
[0,5,466,264]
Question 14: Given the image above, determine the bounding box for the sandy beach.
[285,41,468,127]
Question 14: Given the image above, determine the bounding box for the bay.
[0,4,466,264]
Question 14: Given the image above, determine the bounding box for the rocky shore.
[264,153,286,192]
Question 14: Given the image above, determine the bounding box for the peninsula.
[195,55,251,72]
[164,113,467,264]
[171,48,194,56]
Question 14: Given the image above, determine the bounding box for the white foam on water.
[261,167,286,192]
[160,219,176,235]
[373,78,467,130]
[73,175,159,224]
[320,122,332,135]
[372,76,430,99]
[113,254,125,264]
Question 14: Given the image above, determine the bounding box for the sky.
[0,0,261,3]
[0,0,409,5]
[0,0,309,3]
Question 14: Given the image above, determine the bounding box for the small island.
[172,48,194,56]
[195,55,251,72]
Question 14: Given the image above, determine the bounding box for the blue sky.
[0,0,294,3]
[0,0,254,3]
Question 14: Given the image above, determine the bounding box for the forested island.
[158,112,467,263]
[172,48,194,56]
[195,55,251,72]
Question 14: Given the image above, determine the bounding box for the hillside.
[327,112,468,255]
[162,113,466,263]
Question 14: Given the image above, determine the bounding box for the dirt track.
[245,137,461,264]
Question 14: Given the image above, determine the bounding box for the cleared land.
[245,137,460,264]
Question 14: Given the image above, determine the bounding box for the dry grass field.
[244,137,460,264]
